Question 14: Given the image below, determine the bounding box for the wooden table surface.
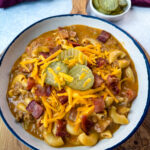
[0,109,150,150]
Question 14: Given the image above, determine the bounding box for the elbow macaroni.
[109,106,129,124]
[109,50,126,64]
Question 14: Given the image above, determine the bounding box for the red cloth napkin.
[0,0,35,8]
[0,0,150,8]
[132,0,150,7]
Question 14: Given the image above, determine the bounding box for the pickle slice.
[119,0,127,7]
[67,65,94,91]
[98,7,111,15]
[57,48,87,65]
[45,61,68,86]
[111,6,124,15]
[99,0,119,11]
[93,0,100,9]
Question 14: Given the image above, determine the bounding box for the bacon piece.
[39,52,50,58]
[81,115,94,135]
[49,45,61,56]
[68,40,80,47]
[45,85,51,97]
[69,31,77,38]
[93,97,105,113]
[69,108,77,121]
[96,57,107,67]
[35,85,51,97]
[97,30,111,43]
[35,85,46,96]
[56,120,69,137]
[106,75,120,95]
[58,27,69,39]
[93,74,104,88]
[27,77,35,90]
[57,89,68,105]
[126,89,136,102]
[87,63,93,69]
[26,100,44,119]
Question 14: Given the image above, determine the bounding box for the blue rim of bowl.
[0,14,150,150]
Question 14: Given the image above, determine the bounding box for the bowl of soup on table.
[0,15,149,150]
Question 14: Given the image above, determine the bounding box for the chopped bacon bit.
[57,89,68,105]
[35,85,51,97]
[126,89,136,102]
[107,75,120,95]
[87,63,93,69]
[81,115,94,135]
[69,108,77,121]
[97,30,111,43]
[35,85,46,96]
[93,74,104,88]
[93,97,105,113]
[39,52,50,59]
[27,77,35,90]
[68,40,80,47]
[26,100,44,119]
[58,27,69,39]
[45,85,51,97]
[56,120,69,137]
[49,45,61,56]
[96,57,107,67]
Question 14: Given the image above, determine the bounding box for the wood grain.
[71,0,89,15]
[0,118,30,150]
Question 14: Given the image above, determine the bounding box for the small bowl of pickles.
[90,0,131,21]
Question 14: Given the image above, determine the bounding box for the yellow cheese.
[39,50,62,65]
[20,58,37,66]
[79,52,84,65]
[79,72,86,80]
[56,66,61,71]
[105,87,119,103]
[58,72,73,82]
[48,67,61,90]
[40,72,46,87]
[83,78,91,87]
[30,61,38,78]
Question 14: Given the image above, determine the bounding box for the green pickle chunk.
[67,65,94,91]
[45,61,68,86]
[93,0,100,9]
[99,0,119,11]
[93,0,128,16]
[98,7,111,15]
[57,48,87,65]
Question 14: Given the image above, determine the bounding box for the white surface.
[0,15,149,150]
[0,0,150,55]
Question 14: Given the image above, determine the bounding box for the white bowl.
[90,0,131,21]
[0,14,150,150]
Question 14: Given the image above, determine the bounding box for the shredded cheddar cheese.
[83,78,91,87]
[58,72,73,82]
[48,67,61,90]
[79,72,86,80]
